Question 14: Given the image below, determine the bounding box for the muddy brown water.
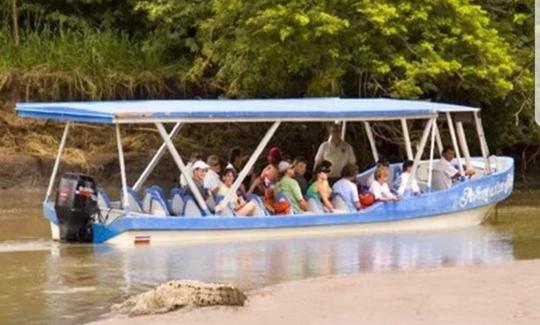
[0,189,539,325]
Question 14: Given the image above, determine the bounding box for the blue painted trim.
[18,106,113,123]
[43,201,58,224]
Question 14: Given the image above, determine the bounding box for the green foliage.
[0,26,185,100]
[137,0,519,104]
[2,0,149,35]
[0,0,536,162]
[472,0,535,152]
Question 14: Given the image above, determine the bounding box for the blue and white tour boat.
[15,98,514,245]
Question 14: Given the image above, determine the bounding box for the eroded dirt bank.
[0,149,181,190]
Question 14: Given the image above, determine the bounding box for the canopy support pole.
[407,118,434,191]
[341,121,347,140]
[116,123,129,210]
[400,118,413,160]
[132,122,183,192]
[446,112,465,175]
[44,122,70,202]
[427,120,436,191]
[155,123,210,215]
[220,121,281,210]
[364,121,379,163]
[456,121,472,171]
[434,122,443,156]
[473,112,490,173]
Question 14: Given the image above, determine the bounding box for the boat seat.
[141,190,152,213]
[148,185,172,212]
[306,193,324,214]
[96,187,113,210]
[170,187,186,216]
[121,187,143,213]
[183,194,203,217]
[143,188,170,217]
[331,193,350,212]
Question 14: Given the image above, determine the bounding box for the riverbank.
[91,260,540,325]
[0,148,180,189]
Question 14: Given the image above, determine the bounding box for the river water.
[0,189,539,325]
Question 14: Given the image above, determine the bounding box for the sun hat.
[192,160,210,170]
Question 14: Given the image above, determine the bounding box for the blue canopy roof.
[15,98,478,124]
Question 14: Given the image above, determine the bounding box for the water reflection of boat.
[16,98,514,244]
[88,227,514,289]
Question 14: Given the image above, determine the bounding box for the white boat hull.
[102,205,493,246]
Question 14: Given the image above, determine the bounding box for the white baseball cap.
[278,161,292,173]
[192,160,210,170]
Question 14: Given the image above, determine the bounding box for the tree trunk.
[11,0,20,48]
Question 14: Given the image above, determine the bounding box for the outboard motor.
[54,173,98,242]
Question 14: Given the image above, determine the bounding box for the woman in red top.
[248,146,281,212]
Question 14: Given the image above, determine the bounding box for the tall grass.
[0,26,192,101]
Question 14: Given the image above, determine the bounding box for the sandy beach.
[90,260,540,325]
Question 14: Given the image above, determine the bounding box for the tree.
[11,0,19,47]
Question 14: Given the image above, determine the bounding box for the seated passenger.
[204,155,224,194]
[248,146,281,213]
[292,156,309,195]
[432,146,475,191]
[396,160,420,196]
[307,161,336,213]
[332,163,362,211]
[367,157,390,187]
[184,160,215,210]
[215,168,258,216]
[275,161,309,214]
[180,151,202,187]
[226,147,242,171]
[369,166,399,201]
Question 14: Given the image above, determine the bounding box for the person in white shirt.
[180,151,202,187]
[432,146,475,191]
[204,155,223,194]
[314,124,356,181]
[369,166,398,201]
[396,160,420,196]
[366,157,390,188]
